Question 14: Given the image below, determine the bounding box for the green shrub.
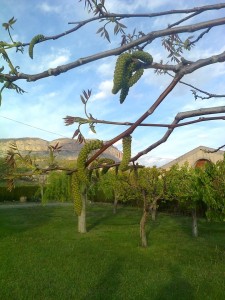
[0,186,39,202]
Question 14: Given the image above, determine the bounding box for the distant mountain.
[0,137,122,162]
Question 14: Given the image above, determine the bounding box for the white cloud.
[28,47,71,73]
[113,139,122,148]
[96,62,114,78]
[91,80,113,101]
[138,154,173,167]
[37,2,61,14]
[106,0,184,13]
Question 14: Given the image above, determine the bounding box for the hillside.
[0,138,122,162]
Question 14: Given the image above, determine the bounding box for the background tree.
[137,166,164,247]
[201,156,225,221]
[42,171,71,203]
[96,168,139,213]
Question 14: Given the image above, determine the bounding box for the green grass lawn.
[0,203,224,300]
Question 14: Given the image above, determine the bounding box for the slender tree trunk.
[140,209,149,247]
[113,194,118,214]
[78,190,87,233]
[192,207,198,237]
[150,196,161,221]
[40,184,44,202]
[151,205,157,221]
[140,190,149,247]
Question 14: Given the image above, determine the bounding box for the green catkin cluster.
[119,135,132,171]
[28,34,45,59]
[77,139,103,183]
[131,51,153,64]
[99,158,115,175]
[112,53,133,94]
[112,51,153,103]
[90,158,115,176]
[71,172,82,216]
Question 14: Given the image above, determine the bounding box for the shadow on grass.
[154,264,194,300]
[86,205,121,231]
[86,205,142,231]
[83,257,123,300]
[172,213,225,247]
[0,206,56,239]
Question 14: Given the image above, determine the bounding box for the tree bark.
[78,191,87,233]
[151,206,157,221]
[140,209,149,247]
[192,207,198,237]
[140,190,149,247]
[113,194,118,214]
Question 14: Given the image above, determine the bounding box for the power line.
[0,115,70,139]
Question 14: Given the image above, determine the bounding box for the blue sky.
[0,0,224,166]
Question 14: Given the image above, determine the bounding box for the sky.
[0,0,225,166]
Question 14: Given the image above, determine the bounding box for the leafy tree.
[201,156,225,221]
[42,171,71,203]
[96,168,139,213]
[165,163,211,237]
[2,1,225,245]
[136,167,164,247]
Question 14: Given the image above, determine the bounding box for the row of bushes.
[0,186,40,202]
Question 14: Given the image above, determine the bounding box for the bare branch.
[85,74,183,166]
[131,106,225,162]
[203,144,225,153]
[3,16,225,83]
[65,114,225,128]
[168,11,201,28]
[69,3,225,24]
[188,27,211,46]
[166,72,225,99]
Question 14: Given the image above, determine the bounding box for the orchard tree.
[137,166,164,247]
[95,167,140,213]
[42,171,71,203]
[2,1,225,244]
[164,160,225,237]
[201,156,225,221]
[164,163,211,237]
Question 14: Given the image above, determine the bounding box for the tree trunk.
[150,196,160,221]
[113,194,118,214]
[140,190,149,247]
[192,207,198,237]
[78,191,87,233]
[140,209,149,247]
[151,206,157,221]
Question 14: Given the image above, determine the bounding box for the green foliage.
[164,160,225,221]
[0,18,25,105]
[202,158,225,221]
[138,166,163,199]
[0,185,39,202]
[164,163,201,206]
[42,171,71,203]
[95,169,140,204]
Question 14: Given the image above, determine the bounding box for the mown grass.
[0,203,224,300]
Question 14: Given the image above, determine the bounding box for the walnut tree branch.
[3,16,225,83]
[131,106,225,162]
[203,144,225,153]
[166,72,225,99]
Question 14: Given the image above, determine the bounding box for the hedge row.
[0,186,39,202]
